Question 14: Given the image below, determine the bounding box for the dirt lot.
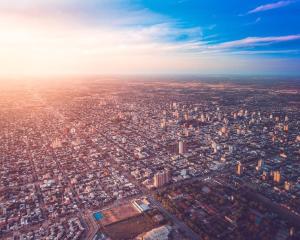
[99,203,139,227]
[104,213,159,240]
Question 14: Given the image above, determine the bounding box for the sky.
[0,0,300,77]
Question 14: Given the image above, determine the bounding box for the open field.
[96,202,140,227]
[104,213,159,240]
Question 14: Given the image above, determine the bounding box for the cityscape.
[1,0,300,239]
[0,77,299,239]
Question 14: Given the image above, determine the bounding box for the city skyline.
[1,0,300,77]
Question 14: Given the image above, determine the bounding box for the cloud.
[0,0,299,76]
[230,49,300,55]
[248,0,296,14]
[0,7,206,77]
[245,17,261,26]
[209,35,300,50]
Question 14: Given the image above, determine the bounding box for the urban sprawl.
[0,78,300,240]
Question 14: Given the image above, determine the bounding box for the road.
[147,195,199,240]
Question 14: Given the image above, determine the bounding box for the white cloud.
[0,9,206,76]
[245,17,261,26]
[0,1,299,76]
[208,35,300,50]
[248,0,296,14]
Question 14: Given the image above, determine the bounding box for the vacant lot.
[98,202,139,227]
[104,214,159,240]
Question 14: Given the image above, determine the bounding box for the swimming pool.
[93,212,104,221]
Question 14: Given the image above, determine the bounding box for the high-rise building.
[174,111,180,119]
[284,181,291,191]
[256,159,263,171]
[221,126,228,135]
[200,113,205,122]
[178,141,186,155]
[154,171,171,188]
[211,141,218,154]
[285,115,289,122]
[262,171,268,181]
[184,113,189,121]
[233,112,237,119]
[236,162,243,175]
[161,119,167,129]
[51,138,62,148]
[206,114,210,122]
[273,170,281,183]
[228,145,234,154]
[290,227,295,237]
[70,127,76,134]
[238,109,244,117]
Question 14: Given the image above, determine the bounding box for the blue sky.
[0,0,300,76]
[141,0,300,50]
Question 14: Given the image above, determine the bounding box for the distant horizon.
[1,74,300,89]
[2,73,300,80]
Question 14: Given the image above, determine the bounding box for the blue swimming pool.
[93,212,104,221]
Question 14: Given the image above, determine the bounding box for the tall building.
[228,145,234,154]
[256,159,263,171]
[200,113,205,122]
[233,112,237,119]
[70,127,76,134]
[236,162,243,176]
[184,113,189,121]
[160,119,167,129]
[220,126,228,135]
[211,141,219,153]
[290,227,295,237]
[178,141,186,155]
[273,170,281,183]
[174,111,180,119]
[285,115,289,122]
[51,138,62,148]
[284,181,291,191]
[154,171,170,188]
[262,171,268,181]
